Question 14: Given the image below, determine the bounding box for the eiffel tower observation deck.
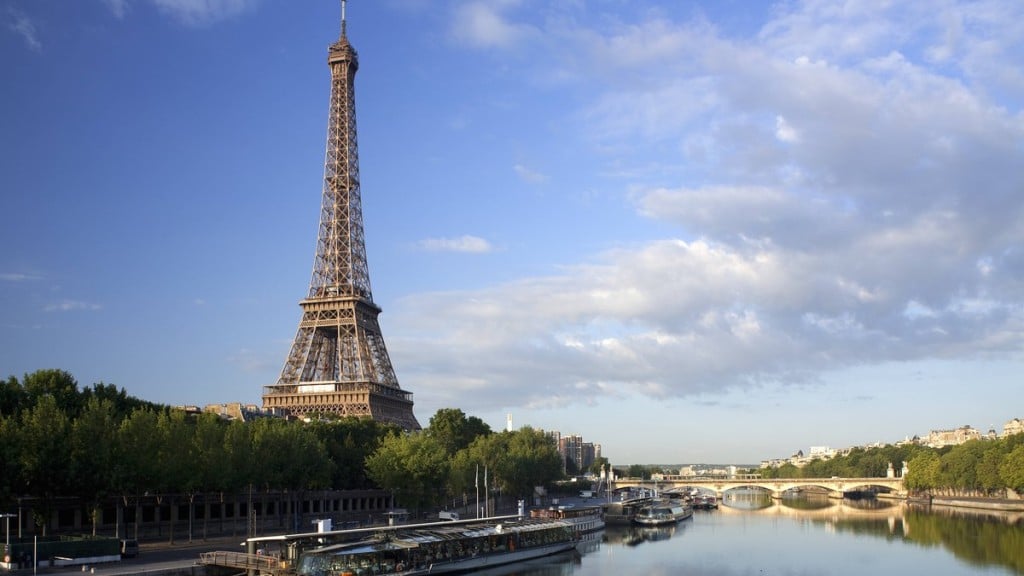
[262,1,420,430]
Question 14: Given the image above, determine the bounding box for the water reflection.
[609,522,686,547]
[478,499,1024,575]
[473,551,578,576]
[721,488,774,510]
[825,505,1024,574]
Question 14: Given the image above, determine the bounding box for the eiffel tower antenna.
[341,0,347,38]
[263,1,420,429]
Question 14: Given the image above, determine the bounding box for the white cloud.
[513,164,548,184]
[102,0,130,19]
[0,273,41,282]
[416,235,494,254]
[44,300,102,312]
[774,115,800,143]
[449,0,537,50]
[100,0,258,26]
[395,0,1024,415]
[6,7,41,51]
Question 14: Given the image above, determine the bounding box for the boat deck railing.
[199,550,288,575]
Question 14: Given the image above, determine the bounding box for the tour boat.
[632,501,693,526]
[602,497,651,525]
[692,495,719,510]
[529,504,605,535]
[296,517,577,576]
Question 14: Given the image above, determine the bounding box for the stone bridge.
[612,476,905,499]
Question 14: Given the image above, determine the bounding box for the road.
[19,536,244,576]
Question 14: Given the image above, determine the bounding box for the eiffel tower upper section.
[262,1,420,430]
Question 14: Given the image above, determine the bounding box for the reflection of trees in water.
[843,498,898,511]
[819,506,1024,574]
[779,492,834,510]
[902,509,1024,574]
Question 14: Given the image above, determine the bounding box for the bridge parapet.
[612,477,905,499]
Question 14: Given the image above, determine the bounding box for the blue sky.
[2,0,1022,465]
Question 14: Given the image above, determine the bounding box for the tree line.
[757,436,1024,496]
[0,370,568,534]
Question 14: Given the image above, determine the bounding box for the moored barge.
[296,517,576,576]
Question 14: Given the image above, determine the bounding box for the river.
[477,493,1024,575]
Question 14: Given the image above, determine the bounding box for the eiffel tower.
[262,1,420,430]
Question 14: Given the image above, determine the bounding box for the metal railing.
[199,550,283,574]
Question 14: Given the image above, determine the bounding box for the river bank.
[880,492,1024,512]
[929,496,1024,512]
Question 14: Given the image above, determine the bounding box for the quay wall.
[930,497,1024,512]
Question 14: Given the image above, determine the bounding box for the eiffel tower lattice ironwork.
[262,1,420,430]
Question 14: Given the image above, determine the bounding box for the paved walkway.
[7,536,246,576]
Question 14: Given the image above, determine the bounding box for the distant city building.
[762,418,1018,469]
[176,403,282,421]
[922,425,981,448]
[655,465,740,479]
[557,434,598,474]
[545,430,561,449]
[537,429,602,474]
[1003,418,1024,438]
[809,446,835,458]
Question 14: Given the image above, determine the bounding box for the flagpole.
[475,465,480,519]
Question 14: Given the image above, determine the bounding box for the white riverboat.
[632,501,693,527]
[529,504,605,535]
[296,517,576,576]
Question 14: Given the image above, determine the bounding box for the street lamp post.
[1,513,16,566]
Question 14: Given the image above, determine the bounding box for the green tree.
[589,456,610,477]
[365,432,450,514]
[492,427,563,500]
[999,445,1024,493]
[803,458,837,478]
[0,415,21,506]
[220,420,253,534]
[940,440,986,492]
[191,413,227,540]
[905,451,941,492]
[113,408,163,539]
[222,420,254,493]
[18,394,72,534]
[156,409,196,543]
[627,464,649,479]
[977,445,1007,494]
[70,397,117,535]
[82,382,161,417]
[23,369,82,416]
[250,419,331,491]
[0,376,28,417]
[313,418,394,489]
[427,408,492,456]
[564,456,580,476]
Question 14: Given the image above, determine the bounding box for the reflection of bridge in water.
[613,476,906,499]
[715,496,905,520]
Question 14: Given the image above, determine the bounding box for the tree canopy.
[0,369,567,527]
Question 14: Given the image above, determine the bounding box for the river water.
[478,494,1024,575]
